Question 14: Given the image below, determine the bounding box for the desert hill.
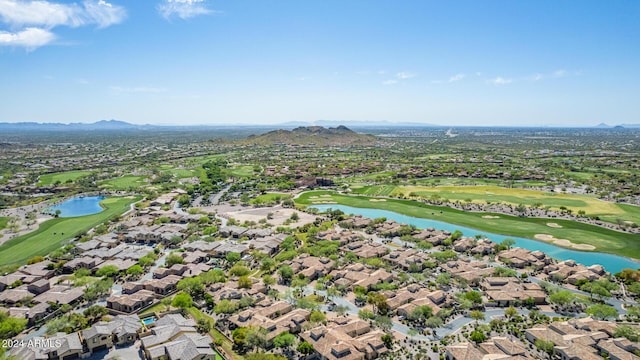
[241,125,378,146]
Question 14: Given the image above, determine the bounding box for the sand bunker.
[546,222,563,228]
[534,234,595,251]
[369,199,387,202]
[482,215,500,219]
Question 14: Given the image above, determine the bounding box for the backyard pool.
[141,316,156,326]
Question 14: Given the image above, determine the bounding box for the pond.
[48,196,106,218]
[311,204,640,274]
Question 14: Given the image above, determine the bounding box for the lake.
[311,204,640,274]
[49,196,106,217]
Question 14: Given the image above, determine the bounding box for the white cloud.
[528,69,570,82]
[0,27,55,50]
[489,77,512,85]
[431,73,465,84]
[0,0,126,49]
[382,80,398,85]
[0,0,125,28]
[110,86,168,94]
[396,72,416,79]
[447,73,465,83]
[158,0,211,20]
[552,69,567,78]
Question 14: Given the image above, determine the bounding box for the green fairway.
[100,175,147,190]
[251,192,291,205]
[351,184,640,225]
[38,170,93,186]
[158,165,202,179]
[229,165,255,177]
[297,190,640,260]
[0,196,140,266]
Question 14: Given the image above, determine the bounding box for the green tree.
[614,325,640,342]
[260,258,276,271]
[230,264,251,277]
[0,312,27,339]
[215,299,239,314]
[138,255,155,267]
[96,265,119,278]
[226,252,242,264]
[310,310,326,324]
[196,318,212,334]
[278,265,294,284]
[273,332,296,349]
[238,275,253,289]
[245,326,268,352]
[83,305,108,321]
[381,333,393,348]
[367,292,389,315]
[469,310,485,323]
[358,309,375,320]
[535,339,555,355]
[126,264,144,277]
[549,290,575,306]
[172,292,193,309]
[297,341,315,355]
[201,269,226,284]
[232,327,248,347]
[504,306,518,318]
[463,291,483,305]
[470,330,486,343]
[262,274,276,286]
[166,253,184,267]
[177,277,205,297]
[586,304,618,320]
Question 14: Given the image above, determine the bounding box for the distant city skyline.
[1,0,639,126]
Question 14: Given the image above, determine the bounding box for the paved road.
[210,184,232,205]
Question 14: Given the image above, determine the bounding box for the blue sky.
[1,0,639,126]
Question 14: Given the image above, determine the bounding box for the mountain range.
[241,125,378,146]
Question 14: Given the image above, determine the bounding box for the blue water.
[311,204,640,274]
[142,317,156,325]
[49,196,106,217]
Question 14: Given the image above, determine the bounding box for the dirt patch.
[534,234,596,251]
[369,199,387,202]
[546,222,563,228]
[224,205,317,227]
[482,215,500,219]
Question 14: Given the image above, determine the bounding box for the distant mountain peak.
[241,125,378,146]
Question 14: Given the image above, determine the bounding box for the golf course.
[351,184,640,225]
[296,190,640,260]
[38,170,94,186]
[0,196,140,266]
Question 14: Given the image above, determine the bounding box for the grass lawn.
[251,192,291,205]
[140,302,167,315]
[186,307,243,360]
[0,217,8,231]
[0,196,140,266]
[297,190,640,259]
[352,184,640,225]
[100,175,147,190]
[158,165,202,179]
[229,165,255,177]
[38,170,93,186]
